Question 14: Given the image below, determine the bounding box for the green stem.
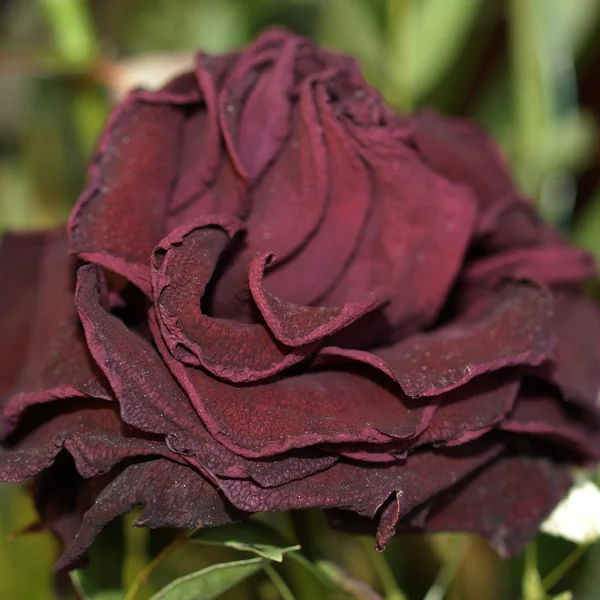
[422,538,469,600]
[263,563,297,600]
[360,538,408,600]
[124,532,190,600]
[542,543,589,593]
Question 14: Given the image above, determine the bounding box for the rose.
[1,28,600,569]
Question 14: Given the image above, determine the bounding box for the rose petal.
[502,381,600,460]
[69,93,187,294]
[325,134,477,336]
[207,78,331,314]
[151,219,321,382]
[1,230,110,438]
[0,400,168,482]
[413,374,521,447]
[55,459,237,570]
[412,111,514,207]
[75,264,336,486]
[0,231,57,396]
[373,281,555,397]
[158,342,439,458]
[463,246,596,287]
[549,291,600,408]
[217,440,502,518]
[423,456,571,557]
[248,253,384,347]
[169,62,221,213]
[219,32,297,181]
[249,83,371,306]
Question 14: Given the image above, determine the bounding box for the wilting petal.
[208,80,331,314]
[162,348,438,457]
[248,253,383,346]
[373,281,555,397]
[549,291,600,408]
[412,111,514,207]
[152,219,322,382]
[249,84,371,306]
[1,230,110,438]
[0,400,169,482]
[166,357,433,461]
[502,381,600,460]
[69,94,188,294]
[217,440,502,520]
[422,456,571,557]
[29,454,105,550]
[325,135,477,335]
[169,62,221,213]
[75,265,336,486]
[55,459,237,570]
[219,32,297,181]
[463,246,596,287]
[413,374,521,447]
[0,231,58,397]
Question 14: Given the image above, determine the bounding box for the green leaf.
[69,516,125,600]
[148,557,265,600]
[317,560,385,600]
[191,520,300,562]
[70,571,123,600]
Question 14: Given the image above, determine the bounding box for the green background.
[1,1,600,598]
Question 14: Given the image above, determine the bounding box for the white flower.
[541,480,600,544]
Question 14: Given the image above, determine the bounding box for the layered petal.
[56,459,237,570]
[502,381,600,460]
[1,229,110,438]
[217,440,502,522]
[69,91,194,293]
[0,400,169,482]
[373,281,555,397]
[549,290,600,408]
[0,230,61,397]
[423,456,571,557]
[75,264,336,486]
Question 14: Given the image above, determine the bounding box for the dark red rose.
[2,28,600,568]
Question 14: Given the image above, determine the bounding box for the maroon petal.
[55,459,237,570]
[463,246,596,287]
[75,265,336,486]
[1,230,110,438]
[151,219,320,382]
[502,381,600,460]
[219,32,297,181]
[249,253,384,346]
[0,401,169,483]
[207,78,331,313]
[423,456,571,557]
[217,440,502,518]
[413,374,521,447]
[158,340,439,457]
[69,92,190,294]
[169,60,222,213]
[0,230,60,397]
[246,84,371,306]
[325,135,477,335]
[371,281,555,397]
[412,110,514,207]
[549,290,600,408]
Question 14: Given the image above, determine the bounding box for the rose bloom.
[1,29,600,569]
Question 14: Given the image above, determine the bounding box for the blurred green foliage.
[1,0,600,599]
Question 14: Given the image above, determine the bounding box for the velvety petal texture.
[1,28,599,570]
